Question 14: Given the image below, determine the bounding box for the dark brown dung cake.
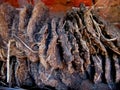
[0,2,120,90]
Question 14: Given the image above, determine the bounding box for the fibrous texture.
[0,2,120,90]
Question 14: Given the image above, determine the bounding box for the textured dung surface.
[0,2,120,90]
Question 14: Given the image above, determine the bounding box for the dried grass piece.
[38,25,49,69]
[92,55,103,83]
[91,16,120,55]
[113,54,120,83]
[105,56,112,84]
[57,19,74,73]
[7,40,11,84]
[46,18,63,69]
[19,5,33,31]
[27,1,48,42]
[14,35,38,62]
[74,22,90,71]
[67,21,84,73]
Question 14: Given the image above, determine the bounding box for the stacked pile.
[0,2,120,90]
